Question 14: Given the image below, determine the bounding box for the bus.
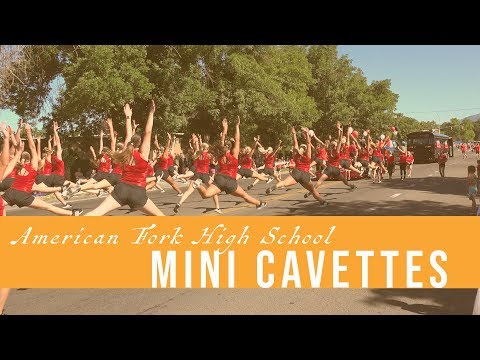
[406,131,453,163]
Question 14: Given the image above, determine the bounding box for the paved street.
[3,150,479,314]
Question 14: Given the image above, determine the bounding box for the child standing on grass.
[438,150,448,178]
[467,165,478,215]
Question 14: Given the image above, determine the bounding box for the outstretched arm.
[292,127,299,152]
[220,118,228,146]
[140,100,155,159]
[36,136,41,159]
[47,135,52,162]
[25,124,39,170]
[336,122,342,153]
[15,118,23,146]
[302,127,312,159]
[232,116,240,157]
[2,142,23,181]
[273,140,283,156]
[53,121,62,160]
[163,133,172,158]
[98,128,104,155]
[249,136,260,157]
[313,133,325,146]
[0,123,10,179]
[89,146,97,161]
[106,118,116,152]
[123,104,133,148]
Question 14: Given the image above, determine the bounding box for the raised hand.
[100,128,104,137]
[53,121,59,132]
[254,136,259,142]
[0,123,9,138]
[113,131,118,139]
[89,146,95,152]
[301,127,309,133]
[291,126,296,134]
[167,132,172,140]
[149,99,156,114]
[18,118,24,128]
[124,104,132,118]
[105,118,113,127]
[236,115,241,126]
[336,121,342,130]
[132,120,139,132]
[222,118,228,131]
[25,123,32,132]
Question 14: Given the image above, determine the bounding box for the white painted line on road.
[428,174,433,176]
[390,193,402,198]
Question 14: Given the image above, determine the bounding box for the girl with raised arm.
[195,117,266,210]
[174,134,221,214]
[247,140,282,190]
[304,122,356,198]
[153,134,183,196]
[85,101,164,216]
[265,126,327,205]
[1,123,83,216]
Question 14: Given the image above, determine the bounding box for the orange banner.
[0,216,477,288]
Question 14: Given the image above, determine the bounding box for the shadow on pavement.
[365,288,476,315]
[374,176,467,197]
[276,199,470,216]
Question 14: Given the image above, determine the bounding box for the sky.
[338,45,480,123]
[2,45,480,128]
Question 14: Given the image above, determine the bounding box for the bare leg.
[231,186,261,206]
[176,171,194,180]
[250,178,261,188]
[165,176,182,194]
[314,174,329,190]
[53,192,68,206]
[197,184,222,199]
[84,195,122,216]
[252,170,269,181]
[146,181,156,191]
[0,288,10,314]
[29,198,76,216]
[138,198,165,216]
[303,182,327,204]
[212,194,220,210]
[178,181,196,205]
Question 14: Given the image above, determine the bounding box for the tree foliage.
[1,45,437,147]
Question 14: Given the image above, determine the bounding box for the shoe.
[256,201,267,210]
[177,192,184,197]
[266,177,274,184]
[62,204,73,209]
[304,192,312,198]
[173,203,180,214]
[214,208,222,214]
[61,188,69,198]
[72,209,84,216]
[266,186,275,195]
[160,189,166,193]
[378,180,382,183]
[247,184,254,190]
[319,201,328,207]
[350,184,357,190]
[192,179,202,189]
[68,185,82,196]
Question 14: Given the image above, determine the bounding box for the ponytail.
[112,143,134,165]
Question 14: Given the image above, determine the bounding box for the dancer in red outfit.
[85,101,164,216]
